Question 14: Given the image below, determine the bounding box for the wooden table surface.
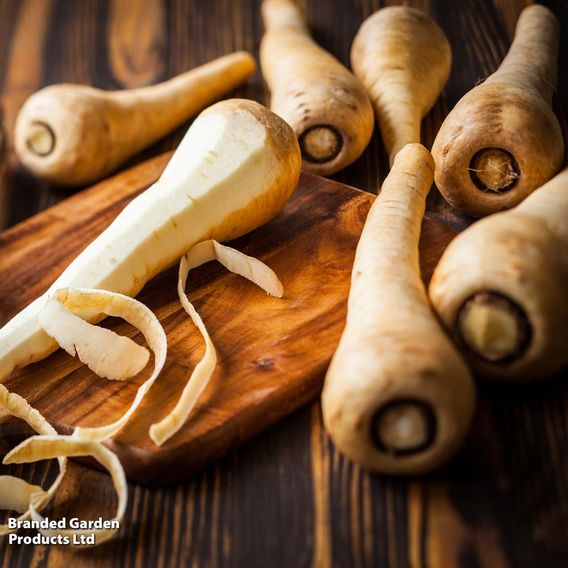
[1,0,567,566]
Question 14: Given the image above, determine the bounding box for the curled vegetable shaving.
[38,288,167,442]
[0,384,67,535]
[4,435,127,546]
[0,287,149,544]
[0,240,283,546]
[39,294,149,381]
[149,240,283,445]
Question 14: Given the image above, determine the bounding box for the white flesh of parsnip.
[0,99,301,382]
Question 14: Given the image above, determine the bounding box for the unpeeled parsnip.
[432,5,563,217]
[15,52,256,186]
[322,144,475,474]
[0,99,300,382]
[429,168,568,382]
[260,0,374,175]
[351,6,451,164]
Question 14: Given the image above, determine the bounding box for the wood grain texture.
[0,0,567,566]
[0,106,7,228]
[0,157,457,484]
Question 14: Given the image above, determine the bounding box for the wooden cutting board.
[0,154,456,484]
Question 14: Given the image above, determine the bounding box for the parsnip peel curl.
[0,476,46,514]
[149,239,283,445]
[1,241,282,546]
[5,435,127,546]
[39,295,149,381]
[0,384,67,535]
[38,288,167,442]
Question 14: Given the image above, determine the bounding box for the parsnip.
[0,384,67,535]
[149,240,284,445]
[429,168,568,382]
[432,5,563,217]
[15,52,256,186]
[351,6,451,164]
[0,99,301,385]
[322,144,475,474]
[260,0,374,175]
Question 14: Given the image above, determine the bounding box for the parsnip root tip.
[299,125,343,164]
[457,292,532,364]
[469,148,520,193]
[372,400,436,457]
[25,121,55,157]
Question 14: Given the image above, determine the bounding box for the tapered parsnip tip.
[392,143,435,174]
[457,292,531,364]
[521,3,559,28]
[222,50,257,77]
[218,51,257,79]
[261,0,307,32]
[403,142,434,160]
[231,50,256,65]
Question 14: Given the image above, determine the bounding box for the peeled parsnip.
[0,99,301,383]
[432,5,563,217]
[260,0,374,175]
[351,6,451,164]
[429,168,568,382]
[15,52,256,186]
[322,144,475,474]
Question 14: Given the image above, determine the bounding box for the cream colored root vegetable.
[429,168,568,382]
[351,6,451,165]
[322,144,475,475]
[432,5,563,217]
[260,0,374,175]
[0,99,301,383]
[15,52,256,186]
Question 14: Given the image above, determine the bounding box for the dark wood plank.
[1,0,567,566]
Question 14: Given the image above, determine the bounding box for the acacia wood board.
[0,153,456,484]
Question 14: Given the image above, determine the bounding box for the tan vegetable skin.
[322,144,475,474]
[260,0,374,175]
[0,99,300,384]
[14,52,256,186]
[429,168,568,382]
[432,5,563,217]
[351,6,451,164]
